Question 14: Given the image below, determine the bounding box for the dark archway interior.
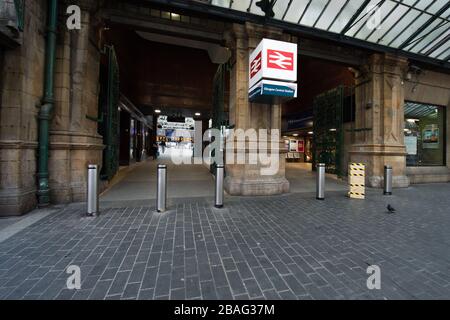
[103,25,219,119]
[102,24,355,124]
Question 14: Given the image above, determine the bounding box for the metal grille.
[99,45,120,181]
[313,86,344,176]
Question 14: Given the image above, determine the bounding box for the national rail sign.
[249,38,298,90]
[249,38,298,103]
[249,79,297,103]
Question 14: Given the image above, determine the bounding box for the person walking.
[152,142,158,160]
[160,140,166,155]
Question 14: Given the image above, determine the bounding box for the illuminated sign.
[249,39,298,103]
[249,38,297,90]
[267,49,294,70]
[250,52,262,79]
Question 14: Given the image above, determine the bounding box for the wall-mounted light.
[155,109,161,114]
[195,112,201,116]
[405,65,422,93]
[329,128,337,132]
[293,133,299,137]
[308,131,314,135]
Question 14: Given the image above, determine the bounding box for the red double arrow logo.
[267,49,294,70]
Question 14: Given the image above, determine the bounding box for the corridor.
[100,147,348,209]
[100,148,215,207]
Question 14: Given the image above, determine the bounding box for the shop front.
[404,102,446,167]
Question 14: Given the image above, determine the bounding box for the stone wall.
[0,0,104,216]
[0,0,46,215]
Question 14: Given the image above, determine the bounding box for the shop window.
[404,102,446,167]
[170,13,181,21]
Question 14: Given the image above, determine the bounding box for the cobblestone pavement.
[0,184,449,300]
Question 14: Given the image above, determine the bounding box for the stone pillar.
[224,23,289,196]
[350,53,409,188]
[0,0,46,216]
[49,1,103,203]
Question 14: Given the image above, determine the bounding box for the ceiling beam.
[326,0,350,31]
[377,0,421,44]
[144,0,450,70]
[422,32,450,56]
[442,51,450,62]
[351,0,385,38]
[398,2,450,50]
[340,0,371,35]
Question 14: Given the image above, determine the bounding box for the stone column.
[49,0,103,203]
[350,53,409,188]
[224,22,289,196]
[0,0,46,215]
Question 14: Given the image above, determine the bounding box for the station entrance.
[96,10,357,202]
[96,19,226,204]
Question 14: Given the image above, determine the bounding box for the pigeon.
[387,204,396,214]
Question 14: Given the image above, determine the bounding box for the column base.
[224,177,290,196]
[0,188,37,217]
[368,175,410,188]
[350,143,410,189]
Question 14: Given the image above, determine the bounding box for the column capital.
[224,23,247,50]
[367,53,409,76]
[225,22,286,50]
[245,22,284,49]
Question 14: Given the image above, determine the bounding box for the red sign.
[250,51,262,79]
[298,140,305,153]
[267,49,294,71]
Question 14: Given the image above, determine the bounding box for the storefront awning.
[154,0,446,67]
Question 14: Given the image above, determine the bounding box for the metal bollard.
[384,165,393,195]
[215,164,224,208]
[87,164,99,216]
[157,164,167,212]
[316,163,325,200]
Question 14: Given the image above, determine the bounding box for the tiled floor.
[0,183,449,300]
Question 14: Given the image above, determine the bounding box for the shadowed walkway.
[100,150,348,208]
[100,148,215,206]
[286,163,348,193]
